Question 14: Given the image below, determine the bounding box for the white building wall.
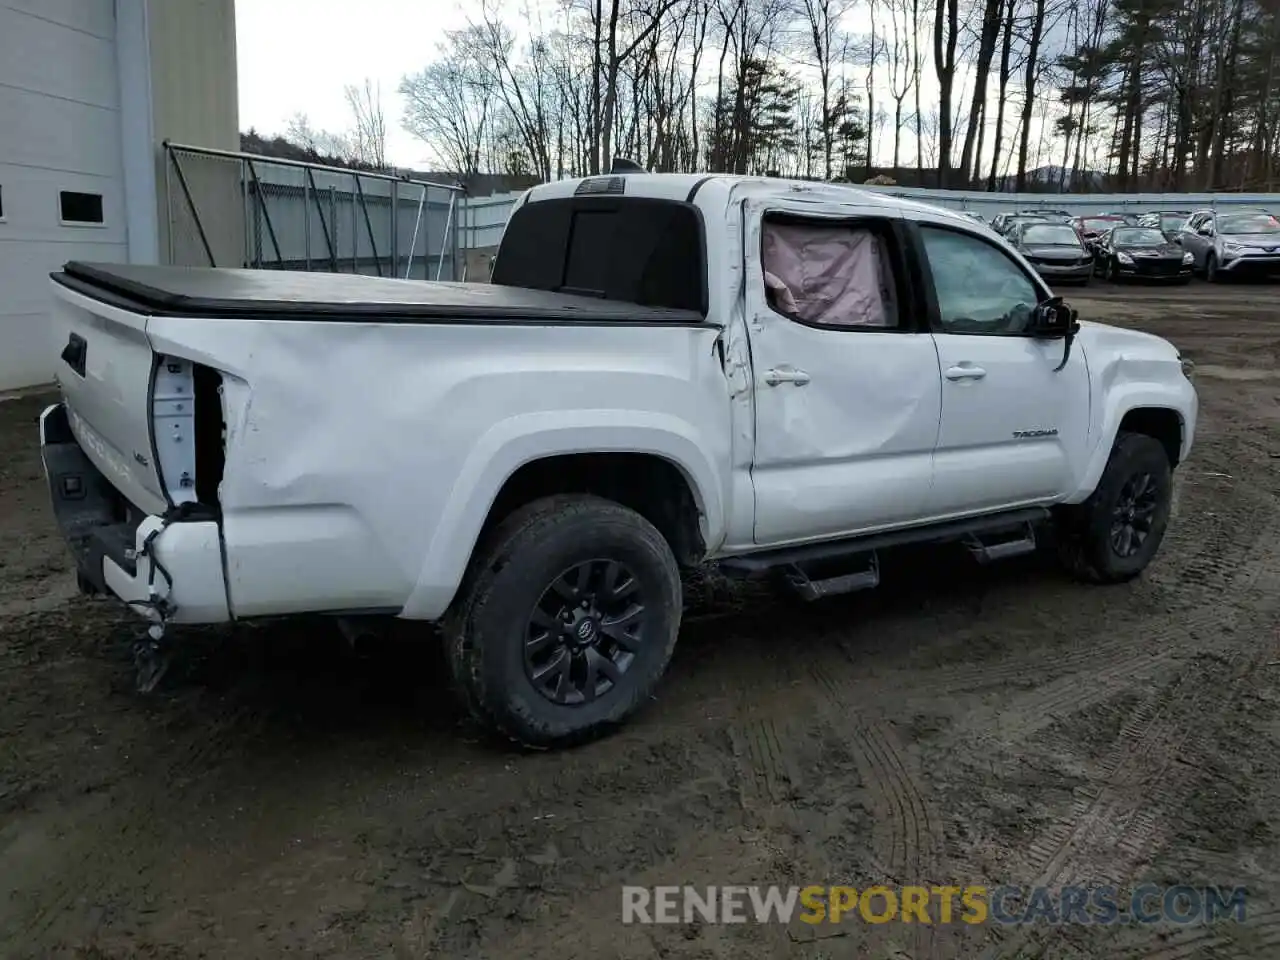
[0,0,128,391]
[0,0,238,391]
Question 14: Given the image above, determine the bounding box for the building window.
[60,191,104,225]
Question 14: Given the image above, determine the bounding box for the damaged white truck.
[40,172,1198,747]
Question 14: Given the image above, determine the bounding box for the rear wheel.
[443,495,682,748]
[1056,432,1173,584]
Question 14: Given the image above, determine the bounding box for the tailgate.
[50,279,168,516]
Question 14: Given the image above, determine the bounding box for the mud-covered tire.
[1055,432,1174,584]
[442,495,682,749]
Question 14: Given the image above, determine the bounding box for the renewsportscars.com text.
[621,884,1248,926]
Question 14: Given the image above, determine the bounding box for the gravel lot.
[2,282,1279,960]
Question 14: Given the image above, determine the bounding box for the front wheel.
[1105,257,1119,282]
[1055,432,1173,584]
[443,495,682,748]
[1205,253,1220,282]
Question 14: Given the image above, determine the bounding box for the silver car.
[1178,210,1280,281]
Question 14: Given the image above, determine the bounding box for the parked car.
[1008,220,1094,284]
[1178,210,1280,281]
[1070,215,1128,254]
[1096,211,1142,225]
[992,213,1052,237]
[1017,208,1073,222]
[39,171,1198,747]
[1136,210,1192,240]
[1094,225,1194,283]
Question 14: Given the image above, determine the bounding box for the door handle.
[944,364,987,381]
[764,366,811,387]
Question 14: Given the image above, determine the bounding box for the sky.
[235,0,1087,176]
[235,0,475,168]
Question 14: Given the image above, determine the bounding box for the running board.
[719,507,1051,577]
[963,522,1039,565]
[784,553,880,601]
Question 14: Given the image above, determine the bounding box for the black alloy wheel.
[524,559,648,705]
[1108,471,1159,559]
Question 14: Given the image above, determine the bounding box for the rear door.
[50,278,168,516]
[743,197,943,545]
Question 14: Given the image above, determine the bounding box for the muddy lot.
[2,283,1279,959]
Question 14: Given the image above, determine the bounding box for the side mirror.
[1198,225,1214,237]
[1029,296,1079,340]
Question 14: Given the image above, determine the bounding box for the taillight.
[151,355,224,511]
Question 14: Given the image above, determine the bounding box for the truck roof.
[521,173,977,228]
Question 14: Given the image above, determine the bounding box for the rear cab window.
[491,196,707,315]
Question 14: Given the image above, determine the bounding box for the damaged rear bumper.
[39,403,230,623]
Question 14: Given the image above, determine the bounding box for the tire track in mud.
[825,480,1275,715]
[728,716,805,811]
[894,484,1277,735]
[980,519,1280,960]
[1129,908,1280,959]
[807,663,950,959]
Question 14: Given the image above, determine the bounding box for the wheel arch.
[398,415,727,620]
[1069,397,1190,503]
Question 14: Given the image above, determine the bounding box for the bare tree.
[792,0,852,179]
[344,79,387,169]
[932,0,959,184]
[884,0,916,174]
[400,32,491,177]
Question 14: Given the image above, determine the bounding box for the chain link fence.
[163,142,464,280]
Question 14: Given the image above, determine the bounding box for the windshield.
[1159,214,1187,230]
[1114,228,1169,245]
[1218,213,1280,235]
[1022,224,1081,245]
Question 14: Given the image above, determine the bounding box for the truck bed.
[53,262,707,326]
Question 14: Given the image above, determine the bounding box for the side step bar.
[722,508,1049,601]
[964,521,1039,564]
[720,507,1050,575]
[784,553,880,601]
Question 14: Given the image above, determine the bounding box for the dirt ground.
[2,283,1280,960]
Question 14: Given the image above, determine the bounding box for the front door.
[743,199,943,546]
[914,222,1091,518]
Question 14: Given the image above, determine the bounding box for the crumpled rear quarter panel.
[145,314,730,620]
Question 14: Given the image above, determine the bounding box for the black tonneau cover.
[54,262,707,326]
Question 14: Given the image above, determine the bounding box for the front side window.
[920,226,1040,336]
[1216,213,1280,235]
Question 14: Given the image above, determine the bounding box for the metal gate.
[162,141,464,280]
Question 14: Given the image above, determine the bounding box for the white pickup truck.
[39,171,1197,747]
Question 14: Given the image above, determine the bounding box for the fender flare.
[1067,388,1190,502]
[399,410,727,619]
